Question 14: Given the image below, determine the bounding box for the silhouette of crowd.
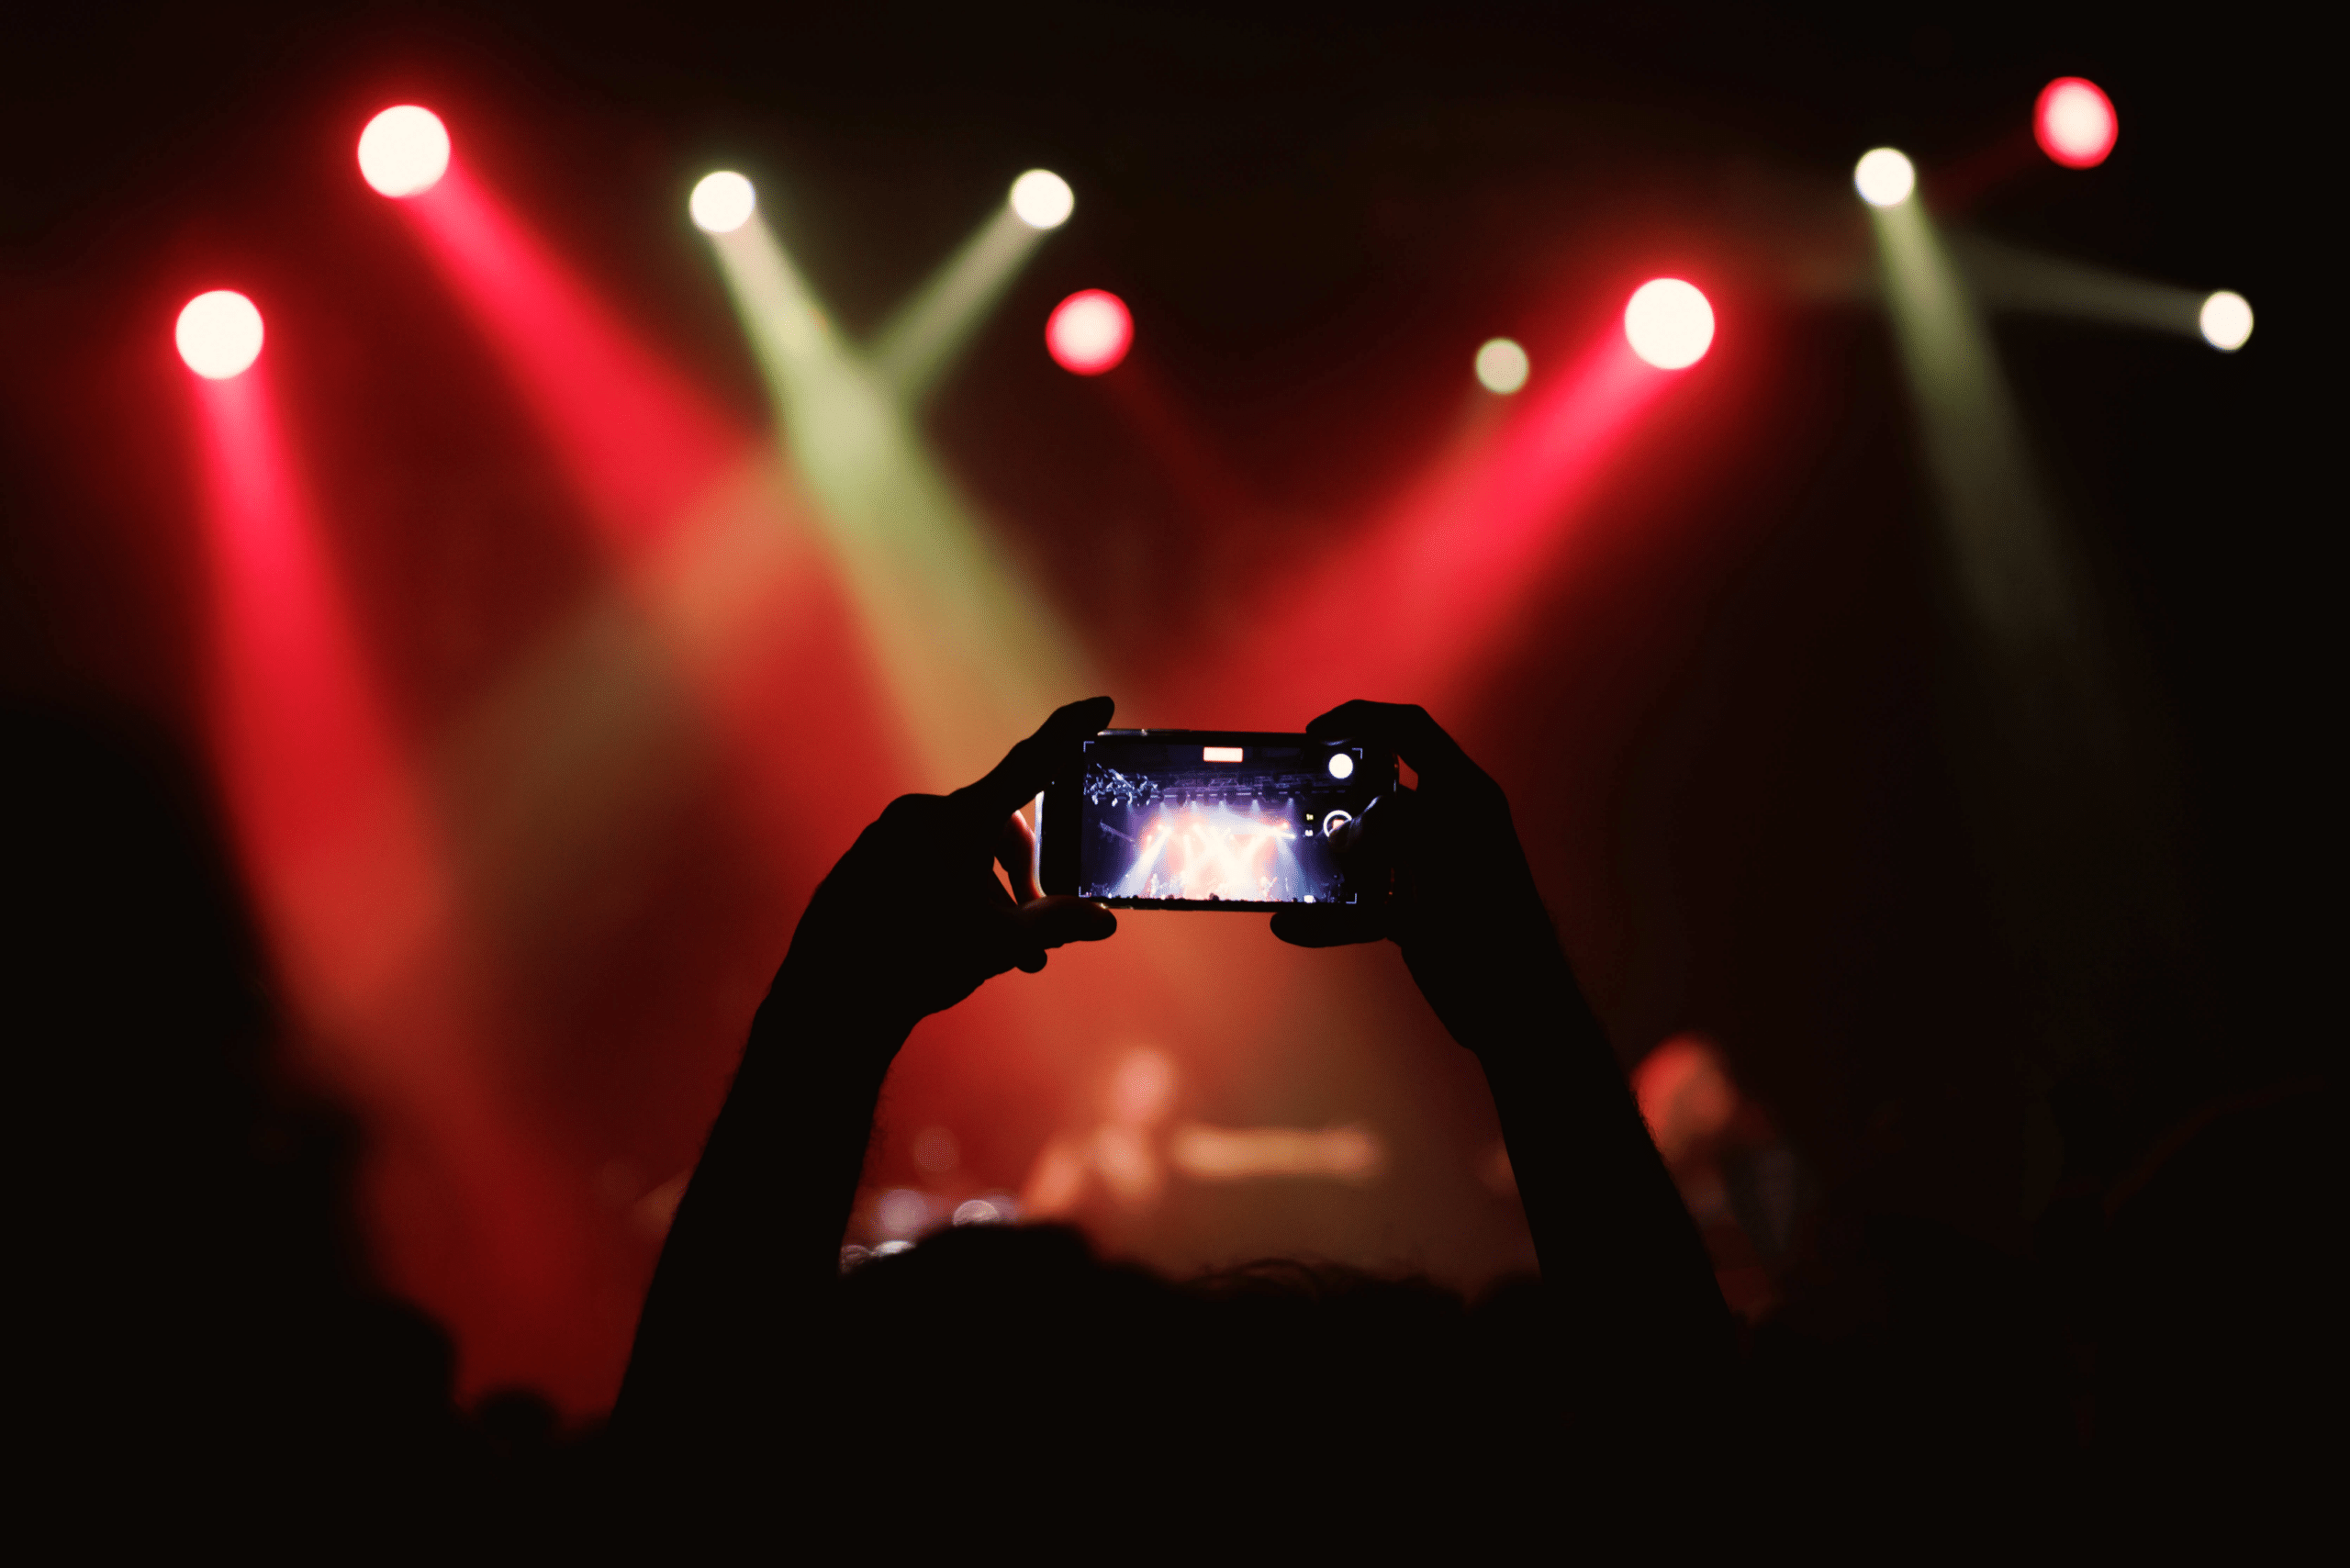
[8,696,2322,1542]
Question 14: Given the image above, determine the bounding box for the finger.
[1270,906,1388,948]
[996,809,1043,903]
[1327,787,1416,884]
[955,696,1116,830]
[1304,700,1481,785]
[974,903,1051,978]
[1018,896,1117,949]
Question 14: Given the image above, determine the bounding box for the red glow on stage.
[1046,289,1133,375]
[187,367,596,1401]
[390,156,906,883]
[2035,77,2117,168]
[397,162,741,549]
[191,369,450,1007]
[1212,328,1675,719]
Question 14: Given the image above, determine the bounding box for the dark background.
[2,2,2319,1412]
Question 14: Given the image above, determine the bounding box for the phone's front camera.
[1326,753,1355,780]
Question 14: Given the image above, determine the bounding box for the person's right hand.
[1270,701,1564,1051]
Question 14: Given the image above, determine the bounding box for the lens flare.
[689,171,756,234]
[2035,77,2118,168]
[1010,169,1075,230]
[1046,288,1132,375]
[357,106,452,197]
[1623,279,1714,370]
[1474,337,1530,394]
[175,290,264,379]
[1854,148,1917,207]
[2199,290,2254,352]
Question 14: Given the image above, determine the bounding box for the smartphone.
[1038,730,1396,910]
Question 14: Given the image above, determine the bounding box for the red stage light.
[359,106,452,196]
[176,290,264,378]
[1046,289,1132,375]
[2034,78,2117,168]
[1623,279,1714,370]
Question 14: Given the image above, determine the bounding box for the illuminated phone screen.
[1043,732,1392,910]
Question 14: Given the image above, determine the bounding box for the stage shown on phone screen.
[1069,736,1382,907]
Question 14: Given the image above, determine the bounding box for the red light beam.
[188,364,596,1402]
[1202,326,1675,723]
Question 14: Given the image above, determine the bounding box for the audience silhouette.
[8,694,2323,1540]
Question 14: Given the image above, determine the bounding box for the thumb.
[1019,896,1118,950]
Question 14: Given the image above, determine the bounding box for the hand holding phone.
[1269,701,1562,1041]
[779,698,1120,1034]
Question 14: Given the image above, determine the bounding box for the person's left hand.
[778,697,1119,1037]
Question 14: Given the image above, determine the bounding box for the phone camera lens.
[1326,753,1355,780]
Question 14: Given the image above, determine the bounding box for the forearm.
[1434,943,1734,1378]
[612,975,904,1438]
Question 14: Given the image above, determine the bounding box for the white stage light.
[175,290,264,379]
[1474,337,1529,393]
[1623,278,1715,370]
[1854,148,1917,207]
[690,172,756,234]
[357,106,451,197]
[2199,290,2253,352]
[1010,170,1075,230]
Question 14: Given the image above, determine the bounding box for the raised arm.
[1272,700,1734,1389]
[611,699,1118,1447]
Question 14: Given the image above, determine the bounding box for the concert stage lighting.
[1010,169,1075,230]
[1475,337,1530,394]
[1854,148,1917,207]
[874,194,1058,400]
[2035,78,2117,168]
[689,172,756,234]
[1624,279,1714,370]
[176,290,264,379]
[704,213,1084,781]
[2199,290,2254,351]
[358,106,451,197]
[1046,289,1132,375]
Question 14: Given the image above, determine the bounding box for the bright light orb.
[175,290,264,379]
[1046,288,1132,375]
[1010,169,1075,230]
[1623,278,1715,371]
[2035,77,2118,168]
[1853,147,1917,207]
[1327,752,1356,780]
[1474,337,1530,394]
[2199,290,2254,352]
[356,106,451,197]
[689,171,756,234]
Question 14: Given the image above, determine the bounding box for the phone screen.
[1041,731,1393,909]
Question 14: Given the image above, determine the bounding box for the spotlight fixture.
[1046,289,1131,374]
[1623,279,1714,370]
[1010,169,1075,230]
[357,106,451,197]
[1853,148,1917,207]
[2199,290,2254,352]
[1474,337,1529,394]
[2035,77,2118,168]
[176,290,264,379]
[689,171,756,234]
